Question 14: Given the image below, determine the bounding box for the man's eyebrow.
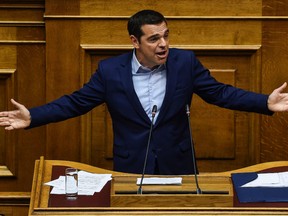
[147,34,160,40]
[147,29,169,40]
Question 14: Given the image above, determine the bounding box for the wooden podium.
[29,157,288,215]
[111,174,232,207]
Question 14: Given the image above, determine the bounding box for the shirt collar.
[131,49,165,74]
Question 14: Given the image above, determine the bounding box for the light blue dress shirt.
[131,50,167,122]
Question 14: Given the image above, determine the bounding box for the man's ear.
[130,35,140,48]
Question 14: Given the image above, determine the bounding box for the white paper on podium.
[241,171,288,188]
[136,177,182,185]
[44,171,112,195]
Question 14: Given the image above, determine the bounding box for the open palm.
[268,82,288,112]
[0,99,31,130]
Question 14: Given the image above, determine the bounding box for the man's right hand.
[0,99,31,130]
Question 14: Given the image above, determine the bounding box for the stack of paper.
[241,171,288,188]
[136,177,182,185]
[44,171,112,195]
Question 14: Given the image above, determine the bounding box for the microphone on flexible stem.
[186,104,202,194]
[137,105,157,195]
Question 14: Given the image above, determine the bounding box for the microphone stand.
[137,105,157,195]
[186,104,202,194]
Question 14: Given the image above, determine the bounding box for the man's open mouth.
[156,51,167,58]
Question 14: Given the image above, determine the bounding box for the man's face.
[130,21,169,69]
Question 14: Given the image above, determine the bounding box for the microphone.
[137,105,157,195]
[186,104,202,194]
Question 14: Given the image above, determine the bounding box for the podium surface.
[29,157,288,215]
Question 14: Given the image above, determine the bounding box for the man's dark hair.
[127,10,167,42]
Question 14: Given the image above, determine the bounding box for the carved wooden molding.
[81,44,261,51]
[0,21,45,26]
[0,68,15,76]
[0,40,46,44]
[0,191,30,205]
[44,15,288,20]
[0,165,13,176]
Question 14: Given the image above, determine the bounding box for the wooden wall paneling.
[45,19,81,161]
[45,0,79,16]
[16,44,46,191]
[0,2,44,22]
[192,47,262,172]
[0,17,45,215]
[191,69,236,160]
[261,22,288,161]
[261,0,288,162]
[0,44,17,67]
[0,26,45,192]
[80,19,262,46]
[79,46,92,164]
[0,26,17,41]
[79,0,261,17]
[0,0,45,196]
[168,19,262,45]
[247,45,262,165]
[80,19,129,45]
[0,43,17,180]
[262,0,288,16]
[0,192,30,216]
[0,44,46,190]
[0,68,16,177]
[16,25,45,41]
[0,206,29,216]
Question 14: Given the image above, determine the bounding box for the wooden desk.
[29,157,288,215]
